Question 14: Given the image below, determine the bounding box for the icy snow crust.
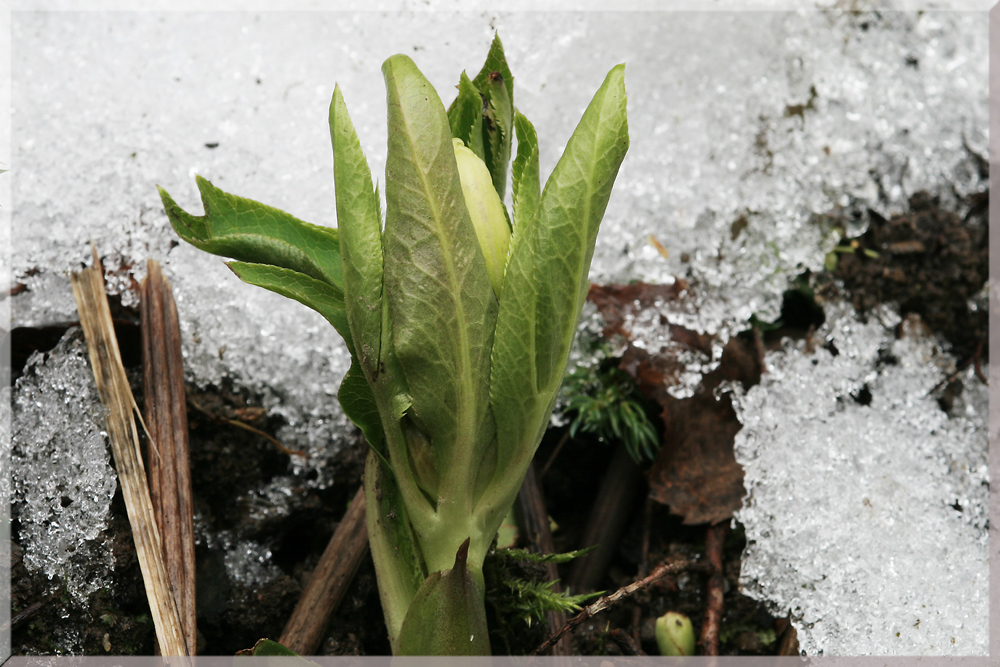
[9,8,987,655]
[732,305,989,655]
[10,332,118,603]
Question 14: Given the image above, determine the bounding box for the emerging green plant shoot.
[160,36,628,655]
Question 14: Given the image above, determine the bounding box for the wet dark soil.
[816,189,988,367]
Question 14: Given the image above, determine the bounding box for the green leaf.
[330,84,384,379]
[511,111,540,232]
[471,34,514,108]
[469,35,514,202]
[496,544,598,565]
[447,72,486,159]
[227,261,352,353]
[159,175,343,290]
[381,54,498,515]
[656,612,696,657]
[487,64,629,510]
[824,250,838,272]
[338,359,385,452]
[249,639,300,657]
[397,539,491,656]
[449,34,514,201]
[332,83,428,532]
[236,639,321,666]
[480,70,513,201]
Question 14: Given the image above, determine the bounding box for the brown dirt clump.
[827,190,988,366]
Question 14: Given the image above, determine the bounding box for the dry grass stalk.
[279,485,368,655]
[141,260,197,654]
[71,251,189,658]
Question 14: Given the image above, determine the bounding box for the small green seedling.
[824,236,880,271]
[160,36,628,655]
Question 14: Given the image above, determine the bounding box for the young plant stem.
[568,442,644,592]
[71,250,189,658]
[532,558,710,655]
[140,260,198,654]
[279,485,369,655]
[698,522,728,656]
[515,462,571,656]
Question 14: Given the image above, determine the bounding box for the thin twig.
[141,260,197,655]
[753,324,767,371]
[11,600,46,629]
[71,248,189,658]
[974,334,988,386]
[538,430,570,480]
[187,395,306,458]
[531,558,708,656]
[698,522,727,656]
[927,369,964,399]
[278,485,369,656]
[631,496,654,644]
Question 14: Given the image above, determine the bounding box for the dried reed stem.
[141,260,197,654]
[71,250,189,658]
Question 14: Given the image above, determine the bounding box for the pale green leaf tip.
[382,53,417,77]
